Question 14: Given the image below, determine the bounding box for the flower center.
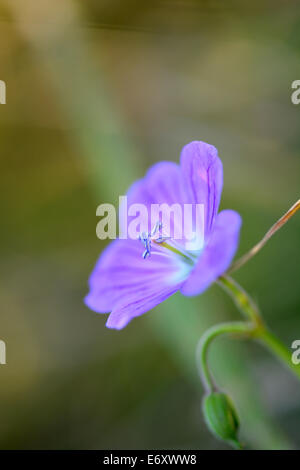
[138,222,199,266]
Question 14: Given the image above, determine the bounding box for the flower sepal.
[202,392,242,449]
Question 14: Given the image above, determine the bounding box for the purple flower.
[85,141,241,329]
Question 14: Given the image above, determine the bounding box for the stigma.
[138,221,169,259]
[138,222,198,265]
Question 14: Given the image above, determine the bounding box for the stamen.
[138,222,170,259]
[138,222,198,266]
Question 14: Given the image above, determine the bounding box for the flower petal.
[180,210,241,296]
[180,141,223,238]
[85,238,185,327]
[106,283,179,330]
[145,161,190,206]
[121,161,192,239]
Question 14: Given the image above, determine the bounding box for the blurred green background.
[0,0,299,449]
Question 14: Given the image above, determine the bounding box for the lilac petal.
[180,210,242,296]
[85,238,184,326]
[121,161,192,238]
[145,161,190,206]
[180,141,223,239]
[106,284,179,330]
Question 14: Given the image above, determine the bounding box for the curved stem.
[198,274,300,397]
[197,321,256,393]
[257,328,300,381]
[217,275,300,382]
[198,275,300,450]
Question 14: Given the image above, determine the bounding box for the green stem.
[217,275,262,326]
[217,275,300,382]
[257,328,300,381]
[198,274,300,396]
[197,321,256,393]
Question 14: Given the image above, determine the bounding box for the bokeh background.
[0,0,300,450]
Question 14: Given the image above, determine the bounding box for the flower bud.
[202,392,241,448]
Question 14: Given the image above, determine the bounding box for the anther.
[138,222,170,259]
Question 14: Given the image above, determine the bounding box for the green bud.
[202,392,241,448]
